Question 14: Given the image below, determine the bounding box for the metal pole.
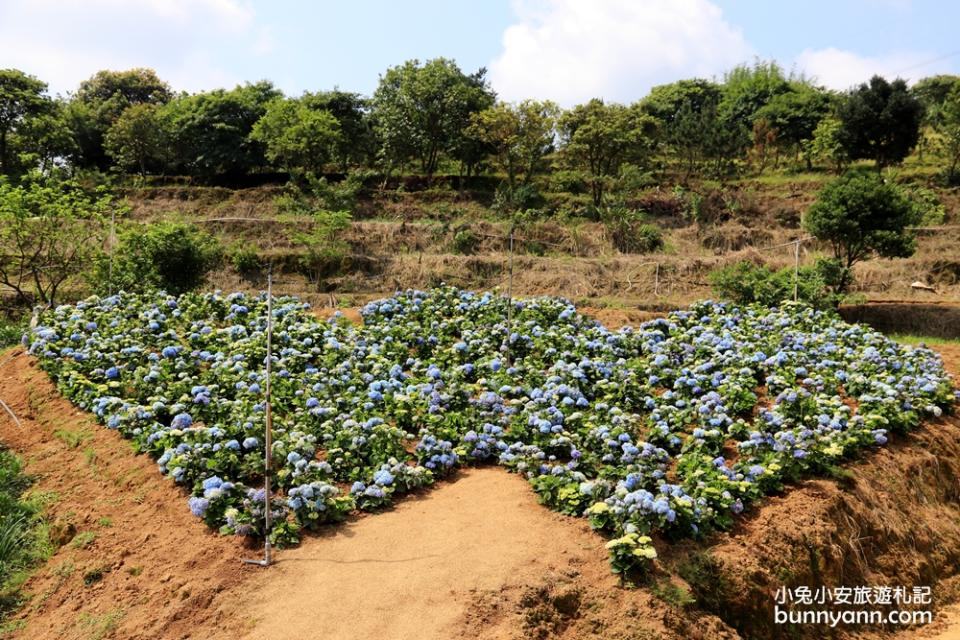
[108,208,116,297]
[244,263,273,567]
[793,239,800,302]
[654,262,660,297]
[506,227,514,365]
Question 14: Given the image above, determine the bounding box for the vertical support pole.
[793,239,800,302]
[108,208,116,297]
[654,262,660,297]
[244,263,273,567]
[263,263,273,565]
[506,227,515,366]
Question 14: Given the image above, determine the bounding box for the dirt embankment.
[1,344,960,640]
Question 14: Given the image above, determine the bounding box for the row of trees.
[3,60,960,200]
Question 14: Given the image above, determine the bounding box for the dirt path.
[219,468,614,640]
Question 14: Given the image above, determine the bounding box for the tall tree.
[301,90,375,171]
[371,58,495,178]
[67,68,172,170]
[836,76,924,169]
[558,99,656,206]
[0,69,54,176]
[103,103,170,176]
[804,172,920,292]
[163,81,282,180]
[466,100,559,192]
[250,98,341,177]
[753,85,833,168]
[640,79,722,126]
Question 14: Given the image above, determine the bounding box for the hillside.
[122,174,960,315]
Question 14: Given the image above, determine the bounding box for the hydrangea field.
[27,287,956,571]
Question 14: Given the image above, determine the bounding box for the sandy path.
[226,468,606,640]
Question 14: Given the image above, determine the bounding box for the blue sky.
[1,0,958,105]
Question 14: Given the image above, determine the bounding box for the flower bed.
[27,287,956,570]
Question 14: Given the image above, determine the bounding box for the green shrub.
[0,316,26,348]
[451,229,480,255]
[89,222,223,295]
[709,258,842,310]
[601,207,664,253]
[293,209,352,290]
[905,185,947,225]
[230,244,262,275]
[0,448,53,620]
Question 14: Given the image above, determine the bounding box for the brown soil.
[1,337,960,640]
[0,349,256,639]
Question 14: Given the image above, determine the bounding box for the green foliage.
[466,100,559,192]
[558,99,657,205]
[250,98,341,176]
[68,68,172,171]
[640,78,722,125]
[600,207,664,253]
[91,222,223,295]
[837,76,924,168]
[937,85,960,184]
[301,90,376,171]
[451,229,479,255]
[709,259,843,309]
[0,69,56,177]
[163,81,281,180]
[0,448,53,620]
[604,531,657,584]
[292,209,351,289]
[0,178,114,305]
[805,117,849,174]
[103,103,169,176]
[230,243,262,275]
[665,99,748,180]
[904,185,946,225]
[372,58,494,178]
[0,315,26,348]
[804,172,920,291]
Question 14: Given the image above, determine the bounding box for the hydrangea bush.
[28,287,956,570]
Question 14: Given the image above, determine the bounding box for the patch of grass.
[677,552,729,616]
[78,608,124,640]
[96,517,112,528]
[83,448,97,467]
[71,531,96,550]
[0,447,54,622]
[52,429,92,449]
[650,578,695,608]
[126,565,142,577]
[892,334,960,347]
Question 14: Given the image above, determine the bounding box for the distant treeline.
[3,59,960,201]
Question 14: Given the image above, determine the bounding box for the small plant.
[53,429,91,449]
[451,229,480,255]
[82,564,110,585]
[605,531,657,585]
[230,244,262,275]
[97,517,112,528]
[71,531,96,550]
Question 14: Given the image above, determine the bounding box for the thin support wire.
[244,263,274,568]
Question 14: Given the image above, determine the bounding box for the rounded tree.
[803,172,920,293]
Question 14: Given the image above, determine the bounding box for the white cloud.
[488,0,754,106]
[0,0,262,95]
[795,47,954,90]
